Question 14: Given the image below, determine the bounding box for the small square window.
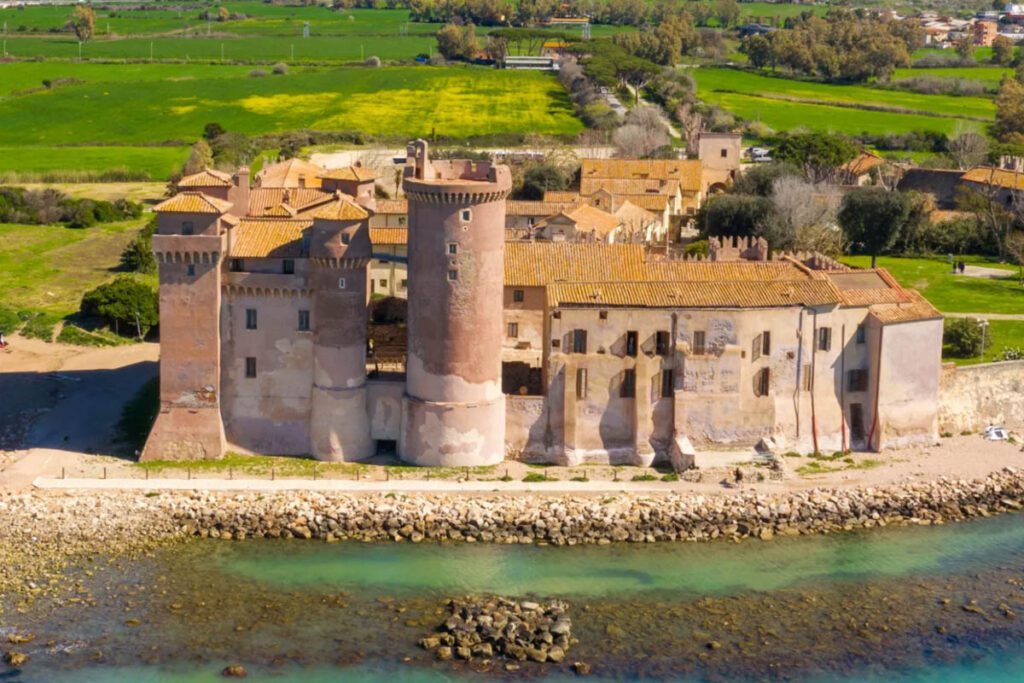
[507,322,519,338]
[282,259,295,274]
[379,279,388,288]
[245,357,257,378]
[186,264,196,277]
[513,289,524,303]
[551,339,560,349]
[400,279,408,289]
[230,258,243,272]
[245,308,257,330]
[447,242,458,255]
[398,216,406,226]
[298,310,310,332]
[720,148,728,158]
[341,233,351,245]
[181,221,194,235]
[448,270,458,281]
[460,209,472,222]
[599,310,608,320]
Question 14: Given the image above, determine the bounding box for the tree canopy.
[838,187,912,267]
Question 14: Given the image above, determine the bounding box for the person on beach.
[734,467,744,486]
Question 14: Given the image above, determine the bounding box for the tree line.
[407,0,745,28]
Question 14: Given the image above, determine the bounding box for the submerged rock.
[221,664,248,678]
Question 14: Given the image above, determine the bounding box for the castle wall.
[939,360,1024,434]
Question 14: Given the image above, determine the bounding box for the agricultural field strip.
[696,69,996,121]
[891,67,1014,89]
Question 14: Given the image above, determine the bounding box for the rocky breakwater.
[170,468,1024,544]
[419,597,575,666]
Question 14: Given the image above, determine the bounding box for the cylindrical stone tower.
[308,199,374,461]
[399,140,511,466]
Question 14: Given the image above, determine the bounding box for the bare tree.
[761,176,843,254]
[948,127,990,170]
[613,106,670,158]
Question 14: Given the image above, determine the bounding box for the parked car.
[984,426,1010,441]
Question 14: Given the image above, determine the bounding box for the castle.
[143,142,944,466]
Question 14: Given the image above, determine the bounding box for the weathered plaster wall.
[502,285,545,368]
[505,395,549,461]
[367,380,404,441]
[939,360,1024,434]
[875,318,942,449]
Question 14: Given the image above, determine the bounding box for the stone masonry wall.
[938,360,1024,434]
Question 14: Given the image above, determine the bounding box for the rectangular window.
[847,368,869,393]
[752,333,762,361]
[599,310,608,320]
[400,279,408,289]
[230,258,242,272]
[572,329,587,354]
[626,330,638,357]
[661,369,674,398]
[300,235,311,257]
[298,310,310,332]
[341,233,350,245]
[181,221,194,235]
[656,331,670,356]
[762,331,771,356]
[507,322,519,338]
[447,242,458,255]
[186,264,196,277]
[802,364,813,391]
[850,403,866,441]
[245,308,257,330]
[720,148,728,158]
[448,269,458,281]
[576,368,588,400]
[551,339,560,349]
[245,357,257,378]
[621,369,636,399]
[398,216,406,226]
[379,279,388,288]
[460,209,472,222]
[818,327,832,351]
[693,331,706,356]
[338,277,346,290]
[754,367,771,397]
[856,325,867,344]
[282,259,295,274]
[513,289,524,303]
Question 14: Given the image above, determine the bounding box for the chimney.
[229,166,250,218]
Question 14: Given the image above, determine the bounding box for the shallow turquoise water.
[10,513,1024,682]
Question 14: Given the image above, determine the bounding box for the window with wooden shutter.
[693,331,706,355]
[572,329,587,354]
[818,327,832,351]
[752,333,762,361]
[754,367,771,397]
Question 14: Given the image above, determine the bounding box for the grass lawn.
[694,68,993,136]
[0,62,259,97]
[841,255,1024,315]
[891,66,1014,89]
[0,219,152,318]
[0,146,190,181]
[0,66,582,145]
[945,320,1024,365]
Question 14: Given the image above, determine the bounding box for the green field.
[0,65,581,147]
[694,68,992,136]
[0,62,261,96]
[891,67,1014,89]
[0,146,189,181]
[0,219,151,318]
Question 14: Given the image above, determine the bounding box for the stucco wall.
[875,318,942,449]
[939,360,1024,433]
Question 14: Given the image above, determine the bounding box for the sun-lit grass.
[0,146,190,181]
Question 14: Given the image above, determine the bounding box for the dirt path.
[0,334,158,484]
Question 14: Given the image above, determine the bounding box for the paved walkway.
[942,312,1024,321]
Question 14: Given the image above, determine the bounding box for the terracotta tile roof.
[504,243,648,287]
[644,260,821,282]
[961,166,1024,191]
[309,198,370,221]
[841,151,886,177]
[231,219,311,258]
[826,269,911,306]
[255,158,325,189]
[580,177,682,197]
[154,192,232,214]
[543,191,581,203]
[547,280,841,308]
[370,228,408,246]
[612,193,669,211]
[177,168,232,188]
[868,290,943,324]
[581,158,702,192]
[506,200,580,216]
[248,188,333,217]
[537,205,622,238]
[321,166,378,182]
[613,200,658,229]
[374,199,408,215]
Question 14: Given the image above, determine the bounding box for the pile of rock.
[419,597,574,664]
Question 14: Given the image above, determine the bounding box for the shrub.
[20,311,60,341]
[522,472,549,483]
[0,304,23,334]
[943,317,992,357]
[365,56,381,67]
[81,277,159,338]
[56,324,120,347]
[272,62,289,75]
[660,472,679,482]
[519,163,568,200]
[121,219,157,274]
[631,473,658,481]
[683,239,708,257]
[1001,347,1024,361]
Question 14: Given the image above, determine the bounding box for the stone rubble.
[419,597,574,663]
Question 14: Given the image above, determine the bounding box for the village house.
[143,145,944,468]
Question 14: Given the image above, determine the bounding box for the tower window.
[282,259,294,274]
[298,310,310,331]
[338,277,346,289]
[448,269,458,281]
[230,258,243,272]
[186,264,196,277]
[181,221,194,235]
[513,289,524,303]
[447,242,458,255]
[341,233,351,245]
[245,357,257,378]
[245,308,257,330]
[460,209,472,222]
[720,148,728,158]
